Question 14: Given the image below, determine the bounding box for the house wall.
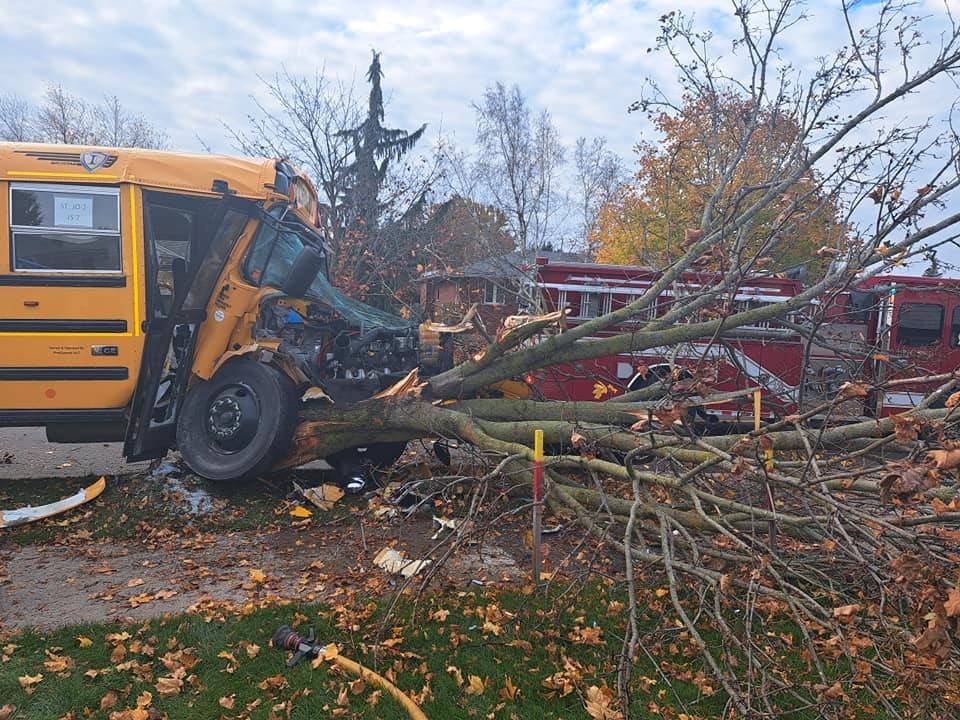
[420,277,522,362]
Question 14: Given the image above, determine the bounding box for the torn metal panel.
[0,476,106,528]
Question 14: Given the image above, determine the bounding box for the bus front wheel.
[177,358,297,481]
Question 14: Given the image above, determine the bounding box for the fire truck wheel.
[177,358,298,482]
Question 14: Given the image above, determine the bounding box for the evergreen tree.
[333,51,427,305]
[338,51,426,242]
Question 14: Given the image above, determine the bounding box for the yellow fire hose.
[272,625,427,720]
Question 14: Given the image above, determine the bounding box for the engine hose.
[271,626,427,720]
[329,653,427,720]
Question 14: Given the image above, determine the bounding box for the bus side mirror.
[282,246,325,298]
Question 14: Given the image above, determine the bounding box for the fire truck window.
[950,307,960,348]
[580,292,601,318]
[896,302,944,347]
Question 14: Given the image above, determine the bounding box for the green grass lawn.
[0,471,925,719]
[0,578,734,720]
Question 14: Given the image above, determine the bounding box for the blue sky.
[2,0,957,266]
[5,0,930,158]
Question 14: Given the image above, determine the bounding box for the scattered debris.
[0,476,106,529]
[300,386,331,403]
[372,505,400,520]
[1,451,14,464]
[295,482,344,511]
[373,547,431,578]
[431,515,464,540]
[164,476,221,516]
[150,461,180,479]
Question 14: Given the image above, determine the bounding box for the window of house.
[484,280,504,305]
[896,302,944,347]
[10,184,121,272]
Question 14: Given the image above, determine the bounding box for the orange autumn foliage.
[593,92,845,274]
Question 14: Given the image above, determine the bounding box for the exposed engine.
[257,298,422,403]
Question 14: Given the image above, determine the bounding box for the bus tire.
[177,358,297,481]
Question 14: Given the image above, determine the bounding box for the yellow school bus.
[0,143,419,481]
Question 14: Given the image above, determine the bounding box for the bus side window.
[896,302,944,347]
[143,192,202,317]
[10,184,121,272]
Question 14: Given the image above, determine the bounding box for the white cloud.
[2,0,957,265]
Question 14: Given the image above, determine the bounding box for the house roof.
[422,250,587,281]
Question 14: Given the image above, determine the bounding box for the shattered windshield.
[244,205,327,291]
[244,205,414,331]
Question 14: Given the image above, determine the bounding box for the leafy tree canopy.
[420,195,515,273]
[593,92,844,274]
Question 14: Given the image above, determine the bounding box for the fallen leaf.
[719,574,732,594]
[43,652,75,672]
[155,674,183,697]
[928,448,960,470]
[481,621,502,636]
[838,382,869,398]
[0,705,15,720]
[891,415,922,443]
[465,674,486,696]
[913,619,952,658]
[880,464,937,503]
[289,505,313,518]
[76,636,94,648]
[100,691,118,711]
[944,589,960,618]
[931,496,949,515]
[500,676,520,701]
[822,681,845,699]
[18,674,42,691]
[110,645,127,664]
[585,684,619,719]
[832,604,861,618]
[446,665,464,687]
[248,568,267,583]
[218,695,236,710]
[591,382,610,400]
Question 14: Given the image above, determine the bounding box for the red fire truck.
[528,257,960,422]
